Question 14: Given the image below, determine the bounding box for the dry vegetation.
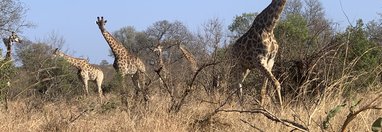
[0,83,381,131]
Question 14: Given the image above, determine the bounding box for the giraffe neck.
[100,30,129,59]
[60,53,87,69]
[251,0,287,32]
[179,45,198,72]
[3,38,12,60]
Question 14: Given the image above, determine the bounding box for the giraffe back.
[84,64,104,81]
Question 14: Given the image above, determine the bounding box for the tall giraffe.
[53,48,104,99]
[96,16,148,101]
[229,0,286,106]
[2,32,21,60]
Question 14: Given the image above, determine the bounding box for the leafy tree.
[283,0,303,16]
[366,13,382,45]
[145,20,196,65]
[227,13,256,41]
[112,26,155,76]
[99,59,109,66]
[334,19,382,93]
[0,0,31,35]
[341,19,381,71]
[275,13,309,60]
[13,37,83,100]
[112,26,152,56]
[0,0,31,102]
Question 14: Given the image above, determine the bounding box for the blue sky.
[19,0,382,64]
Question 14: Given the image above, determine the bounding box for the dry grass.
[0,87,380,132]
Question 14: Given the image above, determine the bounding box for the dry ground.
[0,88,381,132]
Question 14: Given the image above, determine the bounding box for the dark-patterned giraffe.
[229,0,286,106]
[53,48,104,99]
[95,16,148,101]
[2,32,21,60]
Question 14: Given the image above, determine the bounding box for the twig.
[0,59,13,68]
[339,0,353,27]
[69,108,93,123]
[172,62,220,113]
[240,119,265,132]
[31,66,59,74]
[340,93,382,132]
[218,109,309,132]
[193,89,237,127]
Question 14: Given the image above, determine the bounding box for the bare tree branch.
[340,93,382,132]
[218,109,309,132]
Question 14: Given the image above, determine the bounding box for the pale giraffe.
[96,16,149,101]
[154,41,198,74]
[53,48,104,98]
[178,44,198,73]
[2,32,21,60]
[229,0,286,106]
[153,44,169,83]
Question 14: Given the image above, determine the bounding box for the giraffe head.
[153,45,162,54]
[9,32,21,43]
[52,48,64,58]
[3,32,21,48]
[96,16,107,31]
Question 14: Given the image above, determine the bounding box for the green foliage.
[335,19,382,92]
[102,72,124,95]
[0,0,30,35]
[276,14,309,44]
[323,103,346,129]
[275,13,309,60]
[0,59,16,101]
[228,13,256,40]
[372,117,382,132]
[15,42,83,100]
[341,19,382,71]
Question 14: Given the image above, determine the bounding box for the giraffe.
[53,48,104,99]
[178,44,198,73]
[229,0,286,106]
[153,44,169,83]
[2,32,21,60]
[153,41,198,77]
[95,16,149,101]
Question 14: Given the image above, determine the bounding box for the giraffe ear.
[104,20,107,23]
[53,48,59,54]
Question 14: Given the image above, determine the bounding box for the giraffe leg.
[132,72,140,98]
[229,64,248,103]
[119,75,129,108]
[260,78,268,106]
[258,58,282,107]
[139,71,149,102]
[240,69,251,100]
[267,52,282,107]
[132,71,149,105]
[97,71,104,101]
[80,71,90,96]
[83,78,89,96]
